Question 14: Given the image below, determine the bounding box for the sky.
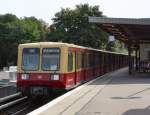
[0,0,150,24]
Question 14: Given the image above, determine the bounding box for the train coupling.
[30,87,48,96]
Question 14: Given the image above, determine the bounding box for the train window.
[68,51,73,71]
[87,53,90,68]
[104,53,106,65]
[89,53,93,67]
[94,54,96,67]
[95,53,99,67]
[112,55,114,65]
[109,54,112,64]
[42,48,60,71]
[99,53,101,66]
[81,53,85,68]
[22,48,39,70]
[88,53,91,67]
[84,53,88,68]
[76,52,82,69]
[101,53,105,66]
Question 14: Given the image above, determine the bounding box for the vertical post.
[139,48,141,71]
[139,48,140,61]
[135,48,138,71]
[128,45,132,74]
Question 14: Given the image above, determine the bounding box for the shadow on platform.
[123,106,150,115]
[90,68,150,85]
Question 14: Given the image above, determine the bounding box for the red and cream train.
[17,42,128,96]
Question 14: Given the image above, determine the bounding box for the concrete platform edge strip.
[27,70,117,115]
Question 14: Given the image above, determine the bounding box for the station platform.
[0,71,9,80]
[28,67,150,115]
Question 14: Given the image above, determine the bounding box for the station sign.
[23,48,39,54]
[43,48,60,53]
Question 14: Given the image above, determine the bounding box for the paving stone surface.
[37,68,150,115]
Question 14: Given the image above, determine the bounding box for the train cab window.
[42,48,60,71]
[68,51,73,71]
[22,48,39,70]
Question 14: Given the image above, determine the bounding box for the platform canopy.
[89,17,150,48]
[89,17,150,74]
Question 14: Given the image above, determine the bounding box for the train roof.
[19,42,128,55]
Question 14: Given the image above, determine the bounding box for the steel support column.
[135,48,138,71]
[128,45,132,74]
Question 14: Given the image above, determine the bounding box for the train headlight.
[51,74,59,80]
[21,74,29,80]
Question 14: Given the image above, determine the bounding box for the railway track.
[0,92,28,114]
[0,92,35,115]
[0,97,31,115]
[0,92,65,115]
[0,78,65,114]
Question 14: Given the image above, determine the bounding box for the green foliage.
[47,4,108,49]
[0,14,48,68]
[19,17,48,42]
[0,15,20,67]
[106,39,127,53]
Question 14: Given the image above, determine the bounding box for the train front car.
[17,42,68,96]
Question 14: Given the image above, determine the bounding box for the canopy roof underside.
[89,17,150,48]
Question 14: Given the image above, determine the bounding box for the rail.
[0,96,27,110]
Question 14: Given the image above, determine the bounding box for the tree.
[19,17,48,43]
[0,14,49,68]
[106,39,127,53]
[0,14,19,67]
[47,4,108,49]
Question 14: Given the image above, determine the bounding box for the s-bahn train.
[17,42,128,96]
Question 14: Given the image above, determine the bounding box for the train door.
[75,51,84,85]
[112,54,114,70]
[68,50,76,86]
[82,52,86,81]
[99,53,102,75]
[89,53,94,78]
[109,54,112,71]
[101,53,104,74]
[84,53,89,81]
[103,53,106,73]
[85,53,90,81]
[92,53,94,77]
[94,53,97,76]
[74,51,77,85]
[108,54,110,71]
[94,53,99,77]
